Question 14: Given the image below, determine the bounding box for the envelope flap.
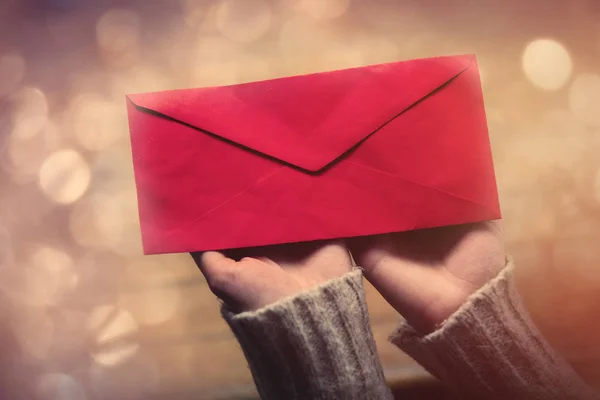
[128,55,475,172]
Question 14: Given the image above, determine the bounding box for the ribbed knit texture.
[222,269,393,400]
[391,259,598,400]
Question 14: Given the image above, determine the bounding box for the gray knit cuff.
[390,259,596,399]
[223,269,393,400]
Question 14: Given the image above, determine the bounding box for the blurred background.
[1,0,600,398]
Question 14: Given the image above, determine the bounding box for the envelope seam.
[346,160,493,213]
[179,167,285,230]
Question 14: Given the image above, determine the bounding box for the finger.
[347,234,396,268]
[267,240,343,267]
[223,248,252,261]
[190,252,246,309]
[190,251,232,278]
[362,256,448,329]
[203,250,231,266]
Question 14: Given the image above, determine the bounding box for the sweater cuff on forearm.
[390,259,596,400]
[222,269,392,400]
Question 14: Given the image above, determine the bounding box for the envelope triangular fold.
[128,55,474,172]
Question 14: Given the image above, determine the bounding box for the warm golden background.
[1,0,600,398]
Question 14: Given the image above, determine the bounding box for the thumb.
[190,251,245,311]
[192,251,232,276]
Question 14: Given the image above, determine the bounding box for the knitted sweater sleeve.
[222,269,393,400]
[221,261,597,400]
[391,259,598,399]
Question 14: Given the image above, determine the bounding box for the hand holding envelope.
[350,220,505,333]
[192,240,354,312]
[192,220,505,335]
[127,54,504,328]
[126,54,500,255]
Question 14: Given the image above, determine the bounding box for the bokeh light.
[68,93,124,151]
[39,150,91,204]
[81,146,142,256]
[35,373,87,400]
[119,258,182,326]
[215,0,272,43]
[1,121,54,184]
[296,0,351,21]
[522,39,572,91]
[0,53,25,97]
[3,0,600,395]
[71,251,123,307]
[89,305,139,366]
[40,120,64,152]
[119,289,180,326]
[568,74,600,128]
[68,189,141,255]
[11,246,79,308]
[11,86,48,140]
[68,199,109,249]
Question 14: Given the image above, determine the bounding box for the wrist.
[411,287,477,334]
[222,269,392,399]
[226,268,359,314]
[406,262,508,334]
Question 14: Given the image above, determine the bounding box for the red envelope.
[126,54,501,255]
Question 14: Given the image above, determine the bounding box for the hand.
[192,240,353,313]
[349,222,505,334]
